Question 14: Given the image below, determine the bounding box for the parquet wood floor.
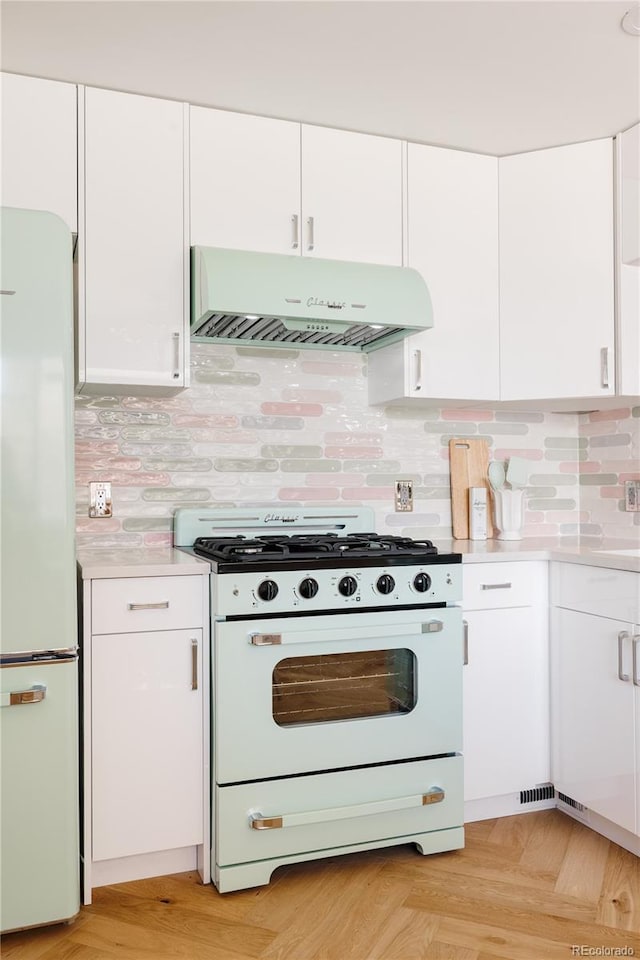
[3,811,639,960]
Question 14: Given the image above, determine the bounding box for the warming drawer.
[215,755,463,866]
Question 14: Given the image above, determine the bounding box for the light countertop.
[77,546,210,580]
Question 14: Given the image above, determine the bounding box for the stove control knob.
[299,577,319,599]
[338,575,358,597]
[257,579,279,602]
[413,572,432,593]
[376,574,395,595]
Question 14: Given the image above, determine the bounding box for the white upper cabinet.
[190,107,403,265]
[499,139,615,402]
[368,144,499,405]
[190,108,301,255]
[78,87,189,394]
[0,72,77,232]
[617,123,640,397]
[300,125,402,265]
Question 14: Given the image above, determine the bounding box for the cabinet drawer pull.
[480,582,512,591]
[291,213,299,249]
[306,215,315,251]
[414,349,422,392]
[633,636,640,687]
[1,683,46,707]
[463,619,469,665]
[248,787,446,830]
[618,631,630,682]
[172,331,181,380]
[127,601,170,611]
[191,638,198,690]
[600,346,610,389]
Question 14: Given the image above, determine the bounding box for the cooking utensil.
[449,438,493,539]
[505,457,530,489]
[488,460,506,492]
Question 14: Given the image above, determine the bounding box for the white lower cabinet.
[551,562,640,848]
[81,572,209,900]
[462,562,550,814]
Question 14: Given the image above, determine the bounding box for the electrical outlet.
[624,480,640,512]
[395,480,414,512]
[89,482,112,518]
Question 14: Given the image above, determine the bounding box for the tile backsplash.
[74,343,637,548]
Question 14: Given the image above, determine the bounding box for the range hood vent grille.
[190,246,433,354]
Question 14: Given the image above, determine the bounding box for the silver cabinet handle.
[414,349,422,392]
[306,215,315,251]
[480,582,512,591]
[618,630,630,682]
[600,347,610,389]
[250,632,282,645]
[463,619,469,665]
[248,787,446,830]
[172,331,181,380]
[191,639,198,691]
[291,213,299,249]
[1,683,46,707]
[127,601,170,611]
[633,636,640,687]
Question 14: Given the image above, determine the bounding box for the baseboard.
[91,846,199,890]
[465,792,556,823]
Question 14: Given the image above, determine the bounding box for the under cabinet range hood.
[191,246,433,352]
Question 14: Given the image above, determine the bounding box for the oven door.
[214,606,462,783]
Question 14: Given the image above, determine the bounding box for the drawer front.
[551,562,640,622]
[463,560,547,610]
[216,755,462,866]
[92,576,205,634]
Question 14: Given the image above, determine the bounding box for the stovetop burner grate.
[192,532,439,565]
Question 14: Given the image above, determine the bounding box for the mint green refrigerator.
[1,207,80,932]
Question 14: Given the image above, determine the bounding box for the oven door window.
[272,649,416,726]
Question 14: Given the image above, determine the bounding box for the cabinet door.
[0,73,77,232]
[551,608,635,833]
[301,125,402,265]
[190,107,301,255]
[79,87,188,393]
[499,139,615,401]
[91,629,203,861]
[617,123,640,397]
[463,606,549,801]
[405,145,499,401]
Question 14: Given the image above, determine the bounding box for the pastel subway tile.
[122,518,173,532]
[325,446,384,459]
[485,423,529,436]
[365,473,421,487]
[599,460,640,472]
[172,414,239,428]
[572,523,604,537]
[75,425,121,440]
[600,486,625,498]
[422,473,451,487]
[76,471,171,486]
[384,515,441,529]
[142,487,211,502]
[75,441,120,456]
[75,409,99,424]
[493,449,544,461]
[142,457,213,472]
[545,449,587,461]
[120,426,192,441]
[143,532,174,547]
[75,518,122,533]
[441,434,494,447]
[561,461,601,473]
[283,388,342,403]
[578,421,618,436]
[545,511,589,523]
[193,370,261,386]
[384,406,440,421]
[633,406,640,417]
[99,411,171,426]
[544,437,587,449]
[526,487,558,498]
[441,409,494,421]
[495,411,545,423]
[75,396,122,409]
[214,458,278,472]
[341,487,394,500]
[579,474,619,486]
[192,444,258,460]
[524,512,546,523]
[589,434,633,448]
[425,422,478,435]
[281,459,341,473]
[527,499,576,511]
[305,474,364,486]
[76,455,142,472]
[588,408,631,422]
[191,429,258,444]
[241,416,305,430]
[529,473,578,486]
[190,353,236,371]
[236,346,300,360]
[261,445,323,458]
[414,489,452,502]
[522,523,560,536]
[324,432,383,445]
[121,395,194,411]
[278,488,340,501]
[620,472,640,481]
[120,443,193,458]
[343,460,402,473]
[301,360,362,377]
[261,402,324,417]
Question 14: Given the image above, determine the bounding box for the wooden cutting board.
[449,438,493,539]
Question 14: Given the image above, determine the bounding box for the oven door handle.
[248,786,446,830]
[249,619,445,646]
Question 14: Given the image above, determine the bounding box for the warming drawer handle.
[250,633,282,646]
[480,582,512,591]
[618,631,631,682]
[1,683,46,707]
[248,787,446,830]
[632,636,640,687]
[127,601,170,611]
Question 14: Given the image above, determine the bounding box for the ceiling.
[1,0,639,156]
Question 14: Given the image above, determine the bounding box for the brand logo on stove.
[263,512,299,524]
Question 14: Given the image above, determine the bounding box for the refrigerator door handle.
[1,683,47,707]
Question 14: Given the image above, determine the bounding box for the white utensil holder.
[493,489,524,541]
